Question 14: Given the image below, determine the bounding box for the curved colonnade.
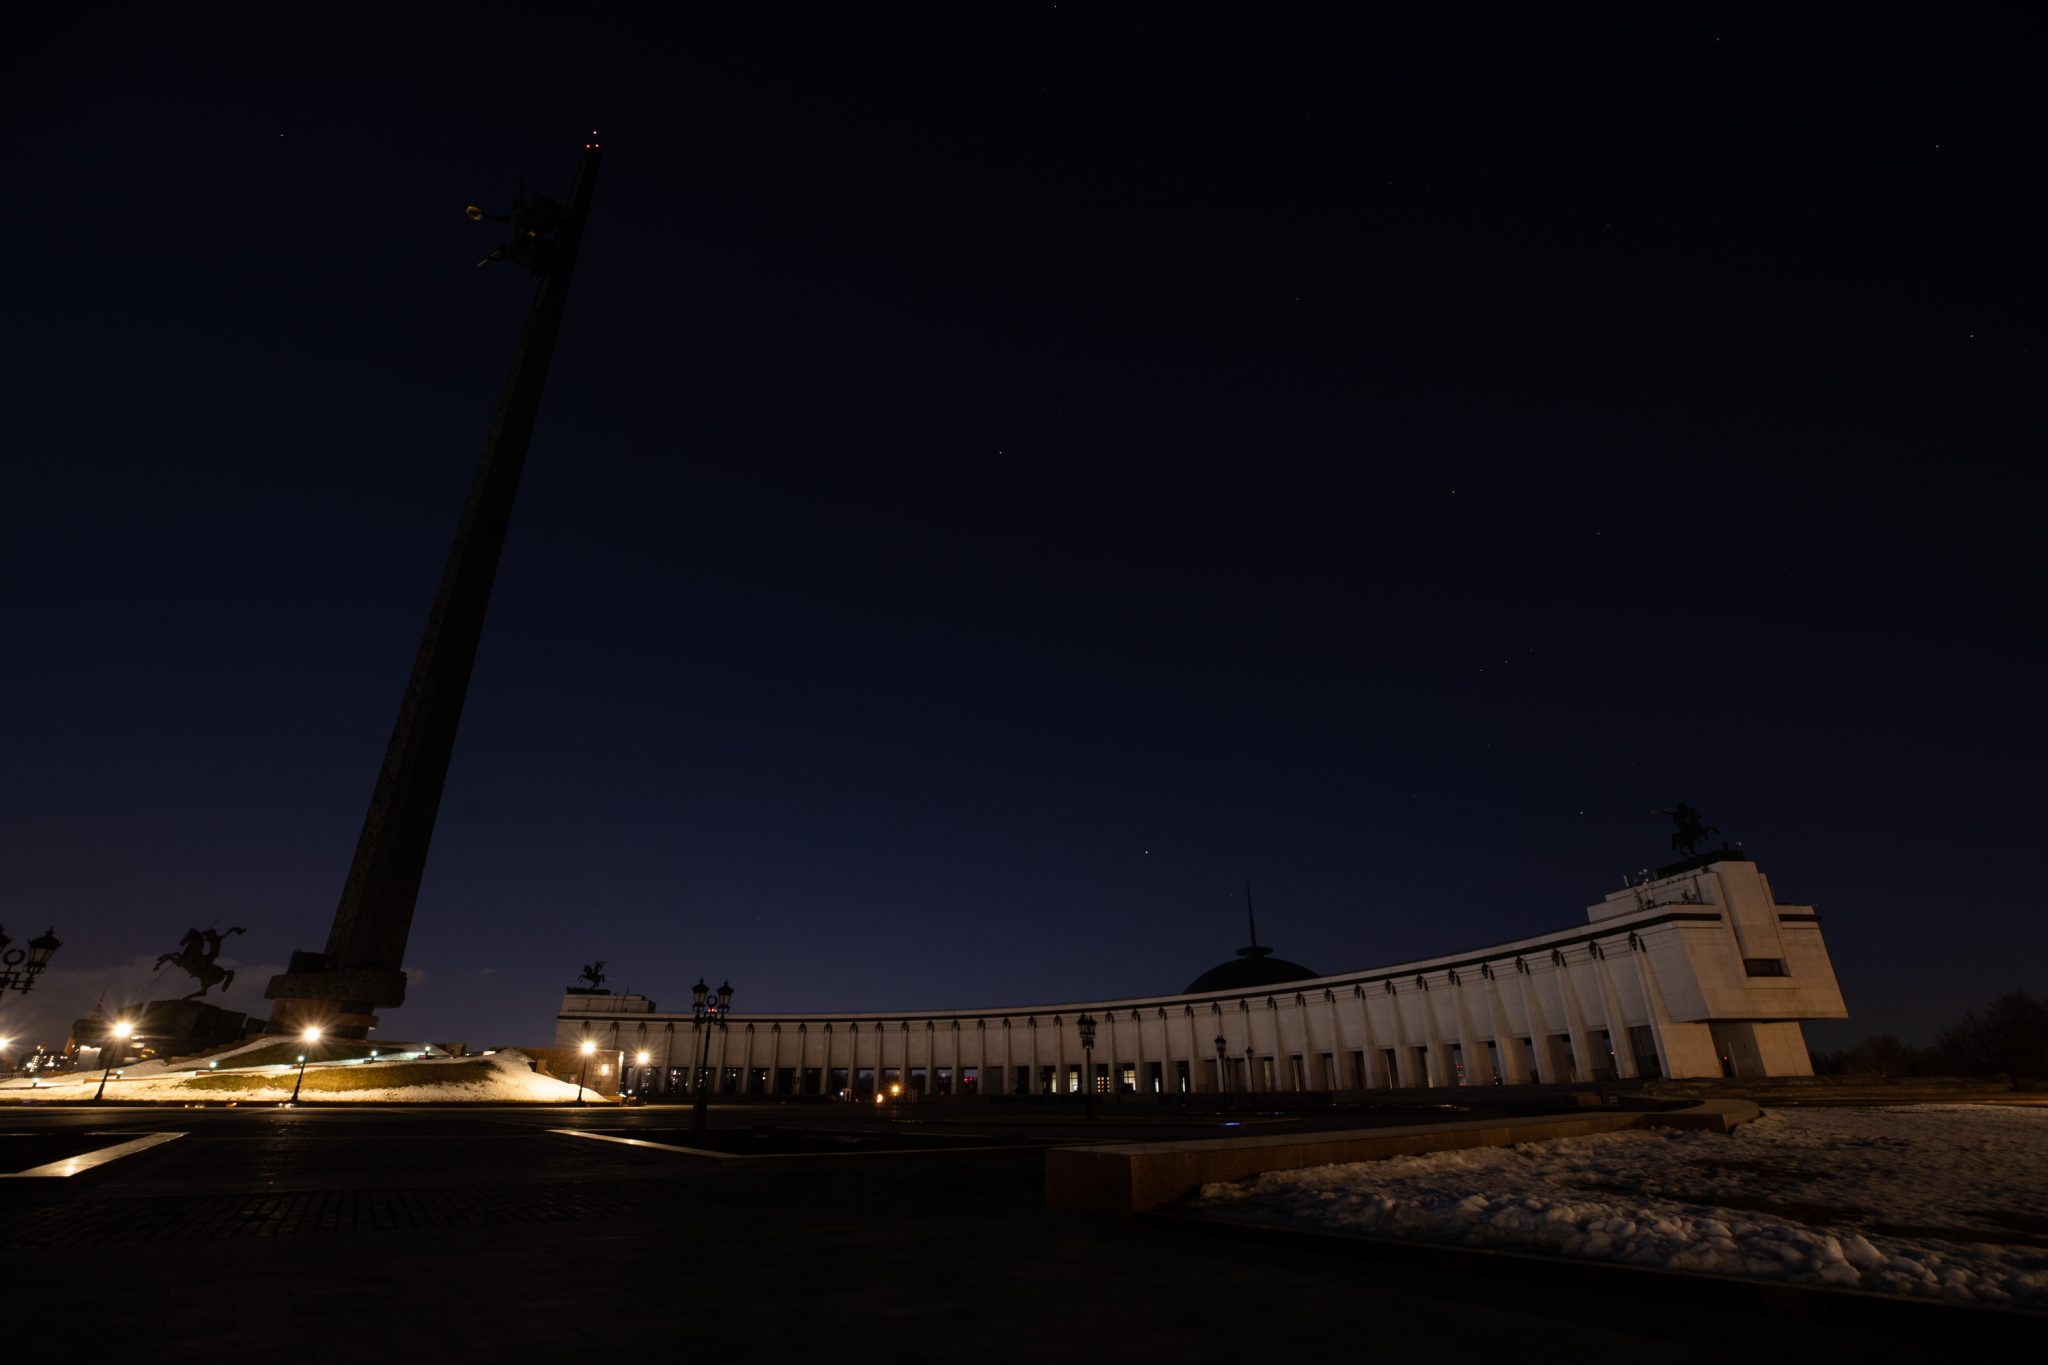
[555,855,1846,1099]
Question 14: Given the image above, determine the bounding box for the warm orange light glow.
[112,1021,134,1041]
[636,1050,650,1064]
[303,1026,322,1044]
[580,1040,596,1055]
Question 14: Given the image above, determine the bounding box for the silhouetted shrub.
[1929,991,2048,1078]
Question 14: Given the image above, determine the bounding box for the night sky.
[3,7,2041,1055]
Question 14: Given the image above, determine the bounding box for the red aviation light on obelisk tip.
[585,129,601,150]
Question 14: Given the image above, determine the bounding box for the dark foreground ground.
[1,1101,2033,1362]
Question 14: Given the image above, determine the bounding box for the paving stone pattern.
[2,1108,2021,1363]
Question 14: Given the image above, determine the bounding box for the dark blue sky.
[3,6,2040,1054]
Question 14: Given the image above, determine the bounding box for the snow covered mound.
[1191,1104,2048,1311]
[83,1034,318,1080]
[0,1049,604,1104]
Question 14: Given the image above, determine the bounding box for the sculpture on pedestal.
[154,925,246,999]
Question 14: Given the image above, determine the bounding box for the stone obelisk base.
[264,952,406,1038]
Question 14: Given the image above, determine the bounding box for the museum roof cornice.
[557,901,1767,1027]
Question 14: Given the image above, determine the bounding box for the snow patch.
[0,1049,599,1104]
[1190,1104,2048,1310]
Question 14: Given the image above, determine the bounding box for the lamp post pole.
[1077,1014,1098,1122]
[92,1021,133,1103]
[690,978,734,1137]
[575,1039,595,1103]
[1214,1034,1229,1105]
[290,1027,323,1104]
[1246,1045,1257,1099]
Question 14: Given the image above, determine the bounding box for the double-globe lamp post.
[290,1027,322,1104]
[690,978,734,1136]
[1077,1013,1098,1121]
[92,1020,134,1102]
[0,925,63,998]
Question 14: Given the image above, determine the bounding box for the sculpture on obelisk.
[266,140,603,1036]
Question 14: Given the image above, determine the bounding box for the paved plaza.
[2,1102,2033,1361]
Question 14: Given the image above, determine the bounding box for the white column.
[1261,998,1277,1096]
[1481,966,1527,1084]
[1515,961,1558,1082]
[1549,954,1595,1083]
[1103,1011,1119,1100]
[1354,988,1380,1088]
[1629,934,1682,1077]
[1302,994,1319,1090]
[1204,1002,1220,1088]
[1447,974,1491,1085]
[1412,978,1449,1086]
[1238,1002,1254,1092]
[1591,943,1639,1078]
[1383,984,1417,1086]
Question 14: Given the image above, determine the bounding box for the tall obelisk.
[267,145,603,1036]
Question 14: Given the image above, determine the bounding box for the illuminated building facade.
[556,854,1845,1099]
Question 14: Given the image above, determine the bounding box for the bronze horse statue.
[154,926,246,999]
[1656,803,1721,859]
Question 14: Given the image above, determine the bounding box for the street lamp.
[1214,1034,1229,1101]
[1246,1045,1257,1097]
[290,1027,322,1104]
[0,925,63,997]
[634,1049,651,1099]
[690,977,734,1136]
[1076,1014,1098,1121]
[92,1020,134,1102]
[575,1038,596,1104]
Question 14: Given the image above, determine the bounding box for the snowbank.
[71,1034,310,1080]
[1191,1104,2048,1310]
[0,1050,602,1104]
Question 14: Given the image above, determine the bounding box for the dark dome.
[1183,945,1321,995]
